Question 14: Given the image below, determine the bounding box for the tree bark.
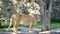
[47,0,53,30]
[40,0,53,31]
[40,0,47,31]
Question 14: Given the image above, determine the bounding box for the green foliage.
[0,22,1,26]
[51,22,60,29]
[51,17,60,23]
[7,8,11,12]
[0,21,10,27]
[34,22,41,28]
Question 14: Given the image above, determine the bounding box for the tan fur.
[7,13,38,34]
[6,0,40,34]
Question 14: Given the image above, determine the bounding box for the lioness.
[6,0,40,34]
[7,13,40,34]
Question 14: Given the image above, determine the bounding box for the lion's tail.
[6,17,12,31]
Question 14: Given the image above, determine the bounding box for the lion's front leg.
[29,18,36,32]
[29,21,34,32]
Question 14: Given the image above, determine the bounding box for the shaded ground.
[0,28,60,34]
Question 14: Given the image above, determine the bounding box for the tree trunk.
[40,0,47,31]
[47,0,53,30]
[40,0,53,31]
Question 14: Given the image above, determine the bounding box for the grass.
[0,21,60,32]
[51,22,60,29]
[34,22,60,29]
[0,21,10,26]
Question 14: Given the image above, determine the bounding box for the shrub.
[51,17,60,23]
